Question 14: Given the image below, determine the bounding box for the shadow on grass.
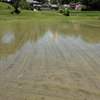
[14,10,21,14]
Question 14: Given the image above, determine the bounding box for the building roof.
[63,4,70,8]
[26,0,39,3]
[43,3,51,6]
[51,4,58,7]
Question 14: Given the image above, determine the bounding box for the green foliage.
[59,5,65,13]
[59,6,70,16]
[69,1,74,5]
[36,6,40,10]
[37,0,48,3]
[59,5,65,10]
[81,0,100,10]
[50,0,57,4]
[63,8,70,16]
[23,97,27,100]
[81,5,87,11]
[13,0,21,14]
[19,0,31,9]
[13,0,31,13]
[59,9,63,13]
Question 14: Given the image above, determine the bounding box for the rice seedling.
[51,71,55,76]
[62,70,65,75]
[23,97,27,100]
[41,73,45,76]
[19,87,23,91]
[31,98,36,100]
[38,89,40,92]
[42,70,46,73]
[6,95,9,98]
[5,84,8,88]
[31,66,34,68]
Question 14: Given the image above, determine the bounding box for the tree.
[13,0,31,14]
[19,0,31,9]
[81,0,100,10]
[13,0,20,14]
[37,0,48,3]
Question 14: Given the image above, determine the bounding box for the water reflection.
[0,19,100,58]
[0,20,100,100]
[1,31,15,44]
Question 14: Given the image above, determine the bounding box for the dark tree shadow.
[14,9,21,14]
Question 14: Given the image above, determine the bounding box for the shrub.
[59,9,64,13]
[63,8,70,16]
[59,5,70,16]
[36,6,40,10]
[11,11,14,14]
[81,5,87,11]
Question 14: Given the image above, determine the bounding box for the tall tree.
[81,0,100,10]
[37,0,48,3]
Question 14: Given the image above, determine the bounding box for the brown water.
[0,19,100,100]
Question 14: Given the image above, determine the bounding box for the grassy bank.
[0,10,99,20]
[0,2,100,26]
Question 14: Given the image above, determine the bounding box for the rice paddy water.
[0,19,100,100]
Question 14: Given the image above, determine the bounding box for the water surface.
[0,19,100,100]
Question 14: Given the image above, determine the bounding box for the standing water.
[0,19,100,100]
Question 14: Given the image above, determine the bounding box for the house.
[70,3,83,10]
[26,0,42,7]
[51,4,59,11]
[40,3,51,11]
[42,3,51,7]
[75,4,83,10]
[63,4,70,8]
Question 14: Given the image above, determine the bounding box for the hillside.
[0,2,14,11]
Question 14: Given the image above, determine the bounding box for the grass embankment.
[0,2,100,26]
[0,2,14,10]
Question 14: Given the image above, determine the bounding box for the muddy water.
[0,19,100,100]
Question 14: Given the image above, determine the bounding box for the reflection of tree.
[0,20,100,58]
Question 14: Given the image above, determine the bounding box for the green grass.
[70,11,100,17]
[0,2,14,11]
[0,2,100,26]
[0,10,99,20]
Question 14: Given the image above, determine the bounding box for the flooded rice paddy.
[0,19,100,100]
